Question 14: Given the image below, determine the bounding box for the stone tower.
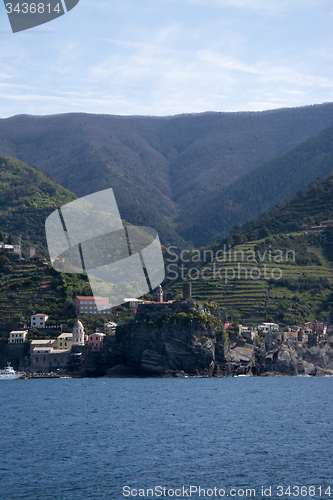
[265,329,273,351]
[72,320,85,345]
[156,285,163,302]
[183,282,192,301]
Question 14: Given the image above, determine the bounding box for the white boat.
[0,364,24,380]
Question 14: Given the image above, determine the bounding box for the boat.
[0,363,25,380]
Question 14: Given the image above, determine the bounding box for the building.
[313,321,327,338]
[183,282,192,301]
[30,313,49,328]
[26,247,36,259]
[30,348,71,372]
[8,330,28,344]
[124,298,144,309]
[74,296,110,315]
[241,327,256,342]
[257,323,279,333]
[86,333,106,352]
[57,333,73,350]
[156,285,163,303]
[30,339,57,354]
[285,329,298,346]
[0,243,21,254]
[72,320,85,345]
[104,322,117,335]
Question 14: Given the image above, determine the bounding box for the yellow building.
[57,333,73,350]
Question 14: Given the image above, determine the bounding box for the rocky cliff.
[71,303,333,377]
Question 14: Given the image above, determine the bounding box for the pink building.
[74,296,109,315]
[86,333,106,352]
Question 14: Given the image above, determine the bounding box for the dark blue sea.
[0,377,332,500]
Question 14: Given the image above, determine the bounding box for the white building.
[0,244,20,254]
[8,330,28,344]
[72,320,85,345]
[30,313,49,328]
[257,323,279,333]
[124,298,144,309]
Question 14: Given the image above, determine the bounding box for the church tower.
[156,285,163,303]
[72,320,85,345]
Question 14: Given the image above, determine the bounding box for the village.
[4,282,333,376]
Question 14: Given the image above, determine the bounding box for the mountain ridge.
[1,102,332,247]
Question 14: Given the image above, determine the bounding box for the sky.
[0,0,332,118]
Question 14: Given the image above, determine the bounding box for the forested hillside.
[0,155,76,254]
[0,103,332,247]
[180,124,333,245]
[229,173,333,243]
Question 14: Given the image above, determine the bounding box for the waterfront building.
[30,348,71,372]
[30,339,57,354]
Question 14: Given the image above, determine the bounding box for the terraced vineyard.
[0,253,92,331]
[164,239,333,323]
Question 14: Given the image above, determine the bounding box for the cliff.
[70,303,333,377]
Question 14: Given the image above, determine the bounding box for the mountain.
[0,102,332,246]
[180,123,333,246]
[0,155,185,250]
[231,173,333,243]
[164,173,333,324]
[0,155,76,253]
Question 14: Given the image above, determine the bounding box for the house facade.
[30,339,57,354]
[57,333,73,350]
[74,296,110,315]
[8,330,28,344]
[86,333,106,352]
[30,348,71,372]
[30,313,49,328]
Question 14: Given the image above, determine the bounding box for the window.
[60,342,62,346]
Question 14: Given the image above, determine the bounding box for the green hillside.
[0,154,185,250]
[1,103,332,247]
[0,155,76,254]
[180,124,333,246]
[231,173,333,242]
[164,174,333,324]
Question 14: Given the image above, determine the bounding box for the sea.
[0,376,332,500]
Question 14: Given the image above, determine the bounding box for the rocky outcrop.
[70,303,333,378]
[93,324,332,378]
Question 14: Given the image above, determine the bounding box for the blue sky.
[0,0,332,117]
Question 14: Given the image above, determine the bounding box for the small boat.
[0,363,25,380]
